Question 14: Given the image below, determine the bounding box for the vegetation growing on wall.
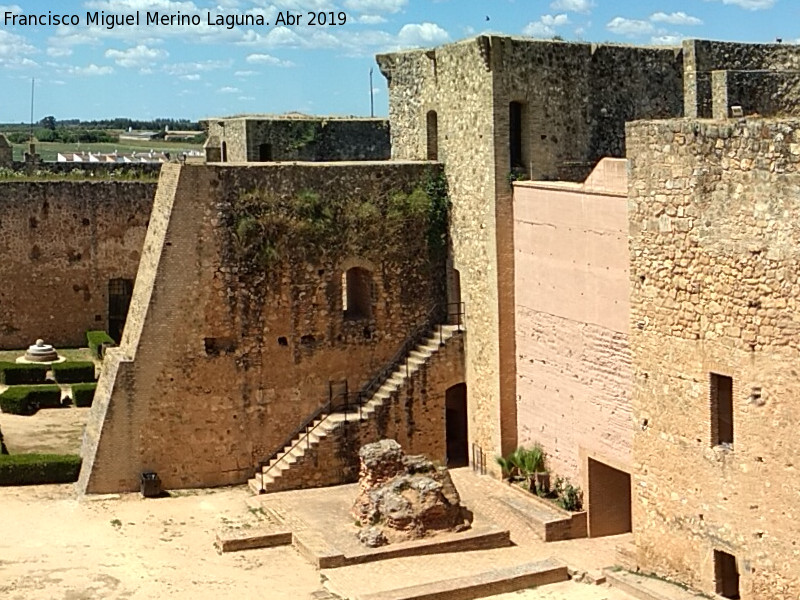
[231,169,450,274]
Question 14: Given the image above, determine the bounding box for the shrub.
[496,445,547,487]
[0,454,81,485]
[0,425,7,455]
[72,383,97,408]
[52,361,96,383]
[87,331,116,359]
[0,385,62,416]
[0,362,48,385]
[554,477,583,512]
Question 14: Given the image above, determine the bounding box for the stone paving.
[252,467,634,599]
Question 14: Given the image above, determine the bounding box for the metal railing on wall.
[255,302,466,489]
[471,443,486,475]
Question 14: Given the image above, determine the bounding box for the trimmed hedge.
[0,454,81,485]
[0,385,62,416]
[87,331,115,359]
[72,383,97,408]
[52,361,96,384]
[0,362,48,385]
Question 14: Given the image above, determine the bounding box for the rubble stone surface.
[352,439,472,547]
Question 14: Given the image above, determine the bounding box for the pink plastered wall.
[513,158,632,483]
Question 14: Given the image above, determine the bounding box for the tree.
[39,116,56,130]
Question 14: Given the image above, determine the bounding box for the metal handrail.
[256,301,466,489]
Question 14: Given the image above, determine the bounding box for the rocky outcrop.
[352,439,472,547]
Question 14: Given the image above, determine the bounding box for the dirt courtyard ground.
[0,407,636,599]
[0,484,322,600]
[0,481,640,600]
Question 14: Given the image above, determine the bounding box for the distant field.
[9,139,204,162]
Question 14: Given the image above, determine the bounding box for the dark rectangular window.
[710,373,734,446]
[509,101,523,169]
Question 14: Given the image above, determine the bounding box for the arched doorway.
[446,383,468,467]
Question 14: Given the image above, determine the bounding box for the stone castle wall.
[0,181,155,349]
[514,158,631,484]
[262,332,465,493]
[684,39,800,118]
[202,117,390,163]
[379,36,682,471]
[379,39,504,465]
[79,161,451,493]
[711,69,800,119]
[627,118,800,598]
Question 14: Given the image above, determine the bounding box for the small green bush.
[0,385,62,416]
[0,425,7,455]
[554,477,583,512]
[72,383,97,408]
[52,361,96,383]
[0,362,48,385]
[87,330,115,359]
[0,454,81,485]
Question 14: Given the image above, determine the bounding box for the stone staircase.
[248,324,462,494]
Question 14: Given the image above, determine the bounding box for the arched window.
[221,141,228,163]
[426,110,439,161]
[342,267,372,320]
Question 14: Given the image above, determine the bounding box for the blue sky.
[0,0,792,121]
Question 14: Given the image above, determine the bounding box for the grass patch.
[0,362,47,385]
[0,385,62,415]
[71,383,97,408]
[87,331,116,359]
[52,361,95,384]
[0,453,81,485]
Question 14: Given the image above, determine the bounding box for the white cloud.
[606,17,654,36]
[237,95,255,100]
[358,14,387,24]
[180,73,201,80]
[105,44,168,67]
[549,0,592,14]
[651,34,684,45]
[163,59,231,75]
[234,70,257,77]
[0,29,37,68]
[245,52,294,66]
[271,0,334,9]
[523,14,569,38]
[46,47,73,57]
[650,11,702,25]
[218,86,240,93]
[83,0,198,13]
[0,4,21,13]
[396,22,449,47]
[68,63,114,76]
[704,0,774,9]
[343,0,407,14]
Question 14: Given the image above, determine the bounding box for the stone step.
[251,324,462,494]
[247,477,263,494]
[603,568,709,600]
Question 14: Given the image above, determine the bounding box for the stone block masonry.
[79,160,452,494]
[627,117,800,599]
[379,36,682,475]
[202,116,390,163]
[513,159,631,486]
[0,181,155,349]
